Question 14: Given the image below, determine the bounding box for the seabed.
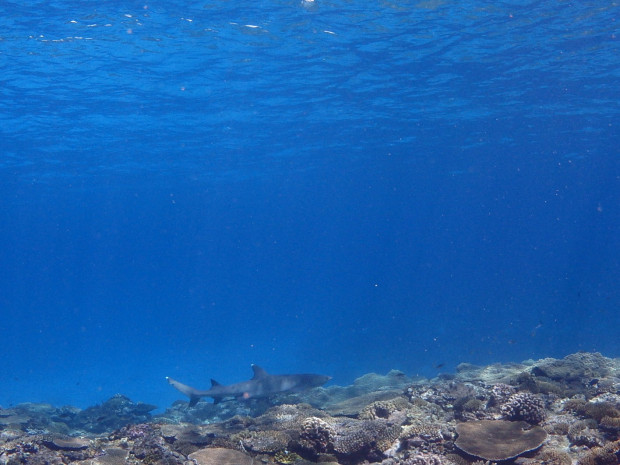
[1,352,619,465]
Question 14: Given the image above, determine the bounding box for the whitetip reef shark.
[166,364,331,407]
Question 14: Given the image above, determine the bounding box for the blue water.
[0,0,618,410]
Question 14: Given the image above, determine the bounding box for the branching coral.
[568,420,604,448]
[536,449,573,465]
[491,384,517,405]
[299,417,335,453]
[564,400,620,423]
[500,393,546,424]
[576,440,620,465]
[600,415,620,432]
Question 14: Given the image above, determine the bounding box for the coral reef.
[360,398,411,420]
[331,418,401,459]
[568,419,605,447]
[532,353,613,383]
[189,447,254,465]
[299,416,336,453]
[564,399,620,423]
[454,420,547,461]
[600,415,620,432]
[393,452,448,465]
[398,422,446,456]
[1,352,620,465]
[0,432,99,464]
[274,450,303,464]
[500,392,546,424]
[300,416,402,461]
[490,383,517,404]
[73,394,158,434]
[232,429,292,453]
[536,449,574,465]
[576,440,620,465]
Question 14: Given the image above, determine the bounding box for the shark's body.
[167,364,331,407]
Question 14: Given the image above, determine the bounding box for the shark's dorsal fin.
[211,379,222,388]
[251,364,269,379]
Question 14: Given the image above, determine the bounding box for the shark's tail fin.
[166,377,202,407]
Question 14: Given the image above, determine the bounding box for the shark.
[166,364,331,407]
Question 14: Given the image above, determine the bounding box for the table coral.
[455,420,547,461]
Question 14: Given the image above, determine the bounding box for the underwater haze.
[0,0,618,410]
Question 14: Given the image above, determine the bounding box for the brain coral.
[455,420,547,461]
